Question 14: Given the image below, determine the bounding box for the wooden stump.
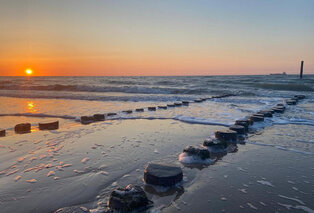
[15,123,31,134]
[253,113,265,117]
[258,111,273,117]
[286,100,297,105]
[203,138,227,148]
[81,116,94,125]
[182,101,189,105]
[144,163,183,186]
[93,114,105,121]
[0,129,5,137]
[229,125,246,134]
[148,107,156,111]
[107,112,117,116]
[39,121,59,130]
[136,108,144,112]
[235,120,250,131]
[215,130,237,142]
[294,95,305,100]
[194,99,203,103]
[158,106,167,109]
[250,115,264,122]
[272,107,285,113]
[108,185,150,212]
[183,145,211,160]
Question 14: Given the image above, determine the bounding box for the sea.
[0,75,313,148]
[0,75,314,213]
[0,75,314,152]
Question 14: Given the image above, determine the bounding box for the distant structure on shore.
[269,61,304,78]
[269,72,287,76]
[300,61,304,79]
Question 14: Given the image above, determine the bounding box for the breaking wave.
[0,75,313,101]
[0,84,214,95]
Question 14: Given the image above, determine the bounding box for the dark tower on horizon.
[300,61,304,79]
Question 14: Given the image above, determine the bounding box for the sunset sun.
[25,69,33,75]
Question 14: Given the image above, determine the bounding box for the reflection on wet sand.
[27,101,37,113]
[144,184,185,201]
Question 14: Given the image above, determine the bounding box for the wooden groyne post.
[300,61,304,79]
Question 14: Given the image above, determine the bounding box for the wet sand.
[0,118,313,213]
[164,139,314,212]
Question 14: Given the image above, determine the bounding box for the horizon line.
[1,74,313,77]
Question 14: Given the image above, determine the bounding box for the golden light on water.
[27,101,37,112]
[25,69,33,75]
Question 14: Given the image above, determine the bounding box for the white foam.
[247,203,258,210]
[81,157,90,164]
[26,179,37,183]
[62,164,72,168]
[294,205,314,213]
[278,195,305,205]
[238,188,247,194]
[278,203,314,213]
[260,202,266,206]
[178,153,215,164]
[237,167,247,172]
[257,180,274,187]
[174,115,231,126]
[14,176,22,182]
[6,169,19,176]
[47,171,55,177]
[89,207,107,213]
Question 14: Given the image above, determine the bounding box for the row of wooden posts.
[0,121,59,137]
[0,94,234,137]
[80,94,235,124]
[104,94,306,212]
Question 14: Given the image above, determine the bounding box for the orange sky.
[0,0,313,76]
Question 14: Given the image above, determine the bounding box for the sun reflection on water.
[27,101,37,113]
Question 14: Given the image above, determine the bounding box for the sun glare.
[26,69,33,75]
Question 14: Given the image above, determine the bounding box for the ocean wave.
[0,84,198,94]
[256,83,313,92]
[0,113,76,119]
[0,83,239,97]
[0,76,313,102]
[0,80,12,84]
[104,79,149,85]
[0,92,198,102]
[0,84,78,91]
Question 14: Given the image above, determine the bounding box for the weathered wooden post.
[300,61,304,79]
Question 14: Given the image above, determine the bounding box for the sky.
[0,0,313,76]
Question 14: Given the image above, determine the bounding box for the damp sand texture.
[0,119,313,212]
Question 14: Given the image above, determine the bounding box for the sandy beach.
[1,116,313,212]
